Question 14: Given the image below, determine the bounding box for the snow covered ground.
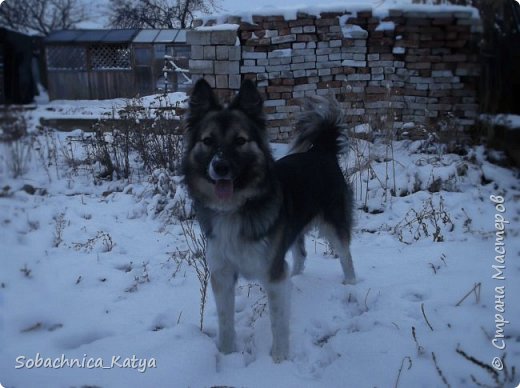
[1,95,519,388]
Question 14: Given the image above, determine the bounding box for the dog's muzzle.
[209,154,234,200]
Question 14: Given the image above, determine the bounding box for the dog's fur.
[182,79,355,362]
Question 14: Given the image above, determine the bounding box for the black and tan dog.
[182,79,355,362]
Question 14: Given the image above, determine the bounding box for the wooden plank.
[88,70,136,99]
[47,71,89,100]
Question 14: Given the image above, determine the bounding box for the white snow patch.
[481,113,520,129]
[204,2,372,24]
[375,21,395,31]
[195,23,240,31]
[340,22,368,39]
[196,0,479,25]
[24,92,188,126]
[269,48,293,58]
[353,123,371,133]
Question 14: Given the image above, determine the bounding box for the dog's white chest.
[206,213,271,280]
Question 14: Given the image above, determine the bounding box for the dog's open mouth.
[214,179,234,200]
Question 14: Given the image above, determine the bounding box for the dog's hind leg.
[321,223,356,284]
[264,277,291,362]
[211,266,237,354]
[336,235,356,285]
[290,234,307,276]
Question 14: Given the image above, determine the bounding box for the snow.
[220,3,372,23]
[1,96,519,387]
[204,0,480,24]
[339,22,368,39]
[481,113,520,129]
[17,93,188,130]
[353,123,371,134]
[269,49,293,58]
[195,24,240,31]
[376,21,396,31]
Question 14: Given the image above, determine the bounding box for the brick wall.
[188,8,481,141]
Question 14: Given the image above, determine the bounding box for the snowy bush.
[0,107,28,141]
[170,219,209,331]
[5,135,33,178]
[142,169,194,221]
[393,194,454,244]
[82,96,184,180]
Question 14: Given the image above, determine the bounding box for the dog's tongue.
[215,179,233,200]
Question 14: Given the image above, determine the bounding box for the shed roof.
[132,29,188,43]
[45,29,188,44]
[45,29,140,44]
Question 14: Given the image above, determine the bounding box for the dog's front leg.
[264,278,291,362]
[211,267,237,354]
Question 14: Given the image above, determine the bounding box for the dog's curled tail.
[289,95,348,155]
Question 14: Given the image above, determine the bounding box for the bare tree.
[109,0,218,29]
[0,0,87,35]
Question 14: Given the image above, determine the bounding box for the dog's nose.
[211,159,230,178]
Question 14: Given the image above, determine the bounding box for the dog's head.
[182,79,274,211]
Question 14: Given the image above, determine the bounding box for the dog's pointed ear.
[187,79,220,127]
[229,80,263,119]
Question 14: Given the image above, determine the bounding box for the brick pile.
[189,8,480,141]
[187,27,242,102]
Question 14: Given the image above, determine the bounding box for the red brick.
[432,18,454,26]
[446,40,467,48]
[444,54,467,62]
[408,62,432,70]
[297,34,318,42]
[318,80,342,88]
[267,85,293,93]
[288,18,316,27]
[405,18,432,26]
[421,40,445,48]
[357,11,373,18]
[366,86,388,94]
[315,18,337,27]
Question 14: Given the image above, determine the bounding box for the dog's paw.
[218,336,236,354]
[271,344,289,363]
[218,343,236,355]
[271,352,288,363]
[342,276,356,285]
[291,267,304,277]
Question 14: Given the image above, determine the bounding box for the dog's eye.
[202,137,214,146]
[235,137,247,146]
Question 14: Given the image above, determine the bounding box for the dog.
[182,79,355,362]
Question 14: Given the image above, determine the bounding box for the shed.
[0,28,38,104]
[133,29,190,96]
[45,28,190,100]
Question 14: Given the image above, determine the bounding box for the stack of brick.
[387,9,480,134]
[187,26,242,101]
[188,7,480,141]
